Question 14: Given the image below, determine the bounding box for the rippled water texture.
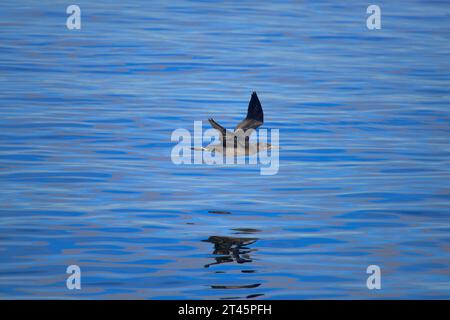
[0,1,449,299]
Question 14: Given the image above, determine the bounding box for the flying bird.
[194,92,273,156]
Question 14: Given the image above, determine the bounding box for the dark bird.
[194,91,273,155]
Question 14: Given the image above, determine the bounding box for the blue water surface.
[0,0,449,299]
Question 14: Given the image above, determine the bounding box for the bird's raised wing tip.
[234,92,264,132]
[247,91,263,122]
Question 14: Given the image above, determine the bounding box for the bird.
[194,91,273,156]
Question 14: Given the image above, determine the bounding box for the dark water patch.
[212,283,261,289]
[208,210,232,214]
[232,228,261,234]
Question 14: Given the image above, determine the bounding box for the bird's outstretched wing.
[208,118,226,137]
[234,91,264,132]
[208,118,232,140]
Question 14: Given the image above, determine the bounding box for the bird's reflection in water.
[202,235,258,268]
[202,234,263,298]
